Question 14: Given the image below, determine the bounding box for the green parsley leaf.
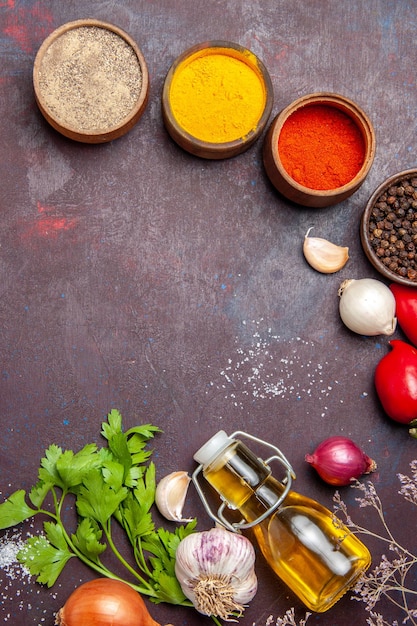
[125,465,142,488]
[71,518,107,562]
[101,408,123,441]
[126,423,162,440]
[144,531,178,577]
[102,459,125,492]
[76,469,128,526]
[143,521,197,579]
[0,410,200,613]
[56,443,100,489]
[142,523,196,605]
[107,432,132,475]
[0,490,36,529]
[127,426,161,465]
[101,410,136,484]
[29,480,53,508]
[151,571,189,605]
[118,493,155,541]
[44,520,68,551]
[133,462,156,513]
[38,444,65,489]
[18,531,73,587]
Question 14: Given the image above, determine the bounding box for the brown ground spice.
[38,25,143,132]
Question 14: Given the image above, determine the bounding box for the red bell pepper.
[374,339,417,437]
[390,283,417,347]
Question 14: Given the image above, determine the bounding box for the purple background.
[0,1,416,625]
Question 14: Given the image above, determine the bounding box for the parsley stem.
[52,487,156,596]
[54,515,112,580]
[47,489,136,587]
[36,508,58,521]
[115,515,153,579]
[3,412,224,618]
[102,519,155,594]
[133,538,153,578]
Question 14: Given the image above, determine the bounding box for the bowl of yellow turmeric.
[161,41,273,159]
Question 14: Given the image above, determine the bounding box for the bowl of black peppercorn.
[361,169,417,287]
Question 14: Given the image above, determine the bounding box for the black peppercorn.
[366,175,417,282]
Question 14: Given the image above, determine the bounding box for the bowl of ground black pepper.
[33,19,149,143]
[360,169,417,286]
[263,93,376,208]
[161,41,273,159]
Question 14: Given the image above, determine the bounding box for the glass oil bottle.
[192,430,371,613]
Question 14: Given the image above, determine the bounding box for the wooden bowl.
[361,169,417,286]
[33,19,149,143]
[161,41,273,159]
[263,93,376,208]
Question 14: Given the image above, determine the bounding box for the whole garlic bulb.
[175,527,257,621]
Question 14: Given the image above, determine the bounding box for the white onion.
[338,278,397,336]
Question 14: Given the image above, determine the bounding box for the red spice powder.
[278,104,366,190]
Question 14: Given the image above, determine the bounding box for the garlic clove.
[303,227,349,274]
[155,471,193,523]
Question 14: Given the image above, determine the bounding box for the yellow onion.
[55,579,168,626]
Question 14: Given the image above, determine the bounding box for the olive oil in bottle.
[192,431,371,613]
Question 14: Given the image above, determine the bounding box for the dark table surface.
[1,1,416,625]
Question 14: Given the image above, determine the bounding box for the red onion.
[305,436,377,486]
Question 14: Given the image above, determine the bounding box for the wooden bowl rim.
[360,168,417,287]
[33,18,149,143]
[266,92,376,198]
[161,40,273,159]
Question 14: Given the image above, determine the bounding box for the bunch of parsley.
[0,409,196,607]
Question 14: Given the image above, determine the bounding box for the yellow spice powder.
[169,48,266,144]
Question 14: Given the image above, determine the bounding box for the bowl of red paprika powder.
[360,169,417,286]
[263,93,376,208]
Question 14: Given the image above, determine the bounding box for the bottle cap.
[193,430,233,466]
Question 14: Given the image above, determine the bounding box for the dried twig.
[333,461,417,626]
[255,461,417,626]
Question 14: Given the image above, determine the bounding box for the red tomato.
[390,283,417,347]
[374,339,417,424]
